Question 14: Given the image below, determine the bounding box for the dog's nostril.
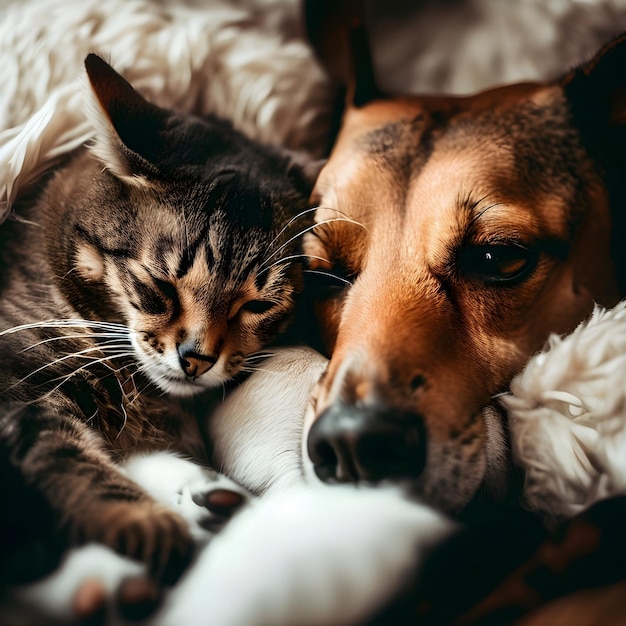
[356,431,414,478]
[309,440,339,482]
[410,374,427,391]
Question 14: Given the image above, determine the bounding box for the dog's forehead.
[316,83,585,228]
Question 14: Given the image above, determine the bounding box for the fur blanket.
[0,0,332,217]
[3,0,626,623]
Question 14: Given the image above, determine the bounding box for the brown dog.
[302,2,626,515]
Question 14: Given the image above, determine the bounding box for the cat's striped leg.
[0,401,194,583]
[8,451,251,624]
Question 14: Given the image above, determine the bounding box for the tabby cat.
[0,54,315,582]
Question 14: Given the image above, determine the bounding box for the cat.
[0,53,317,585]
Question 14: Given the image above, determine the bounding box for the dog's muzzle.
[307,403,426,483]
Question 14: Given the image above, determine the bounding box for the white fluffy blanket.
[506,302,626,523]
[0,0,332,217]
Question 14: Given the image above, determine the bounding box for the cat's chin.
[155,377,211,397]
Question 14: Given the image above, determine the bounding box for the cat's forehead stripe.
[174,222,214,279]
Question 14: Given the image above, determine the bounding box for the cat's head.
[45,54,318,396]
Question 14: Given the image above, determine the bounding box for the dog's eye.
[458,244,536,284]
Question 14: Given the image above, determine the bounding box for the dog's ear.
[303,0,382,107]
[563,34,626,296]
[563,33,626,142]
[83,53,167,184]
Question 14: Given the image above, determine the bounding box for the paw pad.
[116,575,163,622]
[195,488,246,516]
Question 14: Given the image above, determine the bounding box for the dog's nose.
[307,403,426,483]
[178,349,218,378]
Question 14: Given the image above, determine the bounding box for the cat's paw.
[123,452,251,540]
[172,471,250,536]
[83,501,193,584]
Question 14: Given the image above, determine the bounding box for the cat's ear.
[563,33,626,142]
[83,53,168,185]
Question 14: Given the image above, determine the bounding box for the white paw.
[12,544,143,622]
[123,451,252,540]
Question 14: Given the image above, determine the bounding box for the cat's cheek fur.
[74,243,105,282]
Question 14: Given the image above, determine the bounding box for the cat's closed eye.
[241,300,276,314]
[152,276,178,303]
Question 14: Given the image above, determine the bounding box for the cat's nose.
[178,349,218,378]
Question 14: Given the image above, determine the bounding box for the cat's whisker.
[61,267,79,280]
[240,366,281,376]
[245,351,276,362]
[304,269,354,287]
[263,206,321,256]
[0,318,130,338]
[14,345,135,387]
[20,333,131,352]
[115,399,130,441]
[133,363,171,398]
[29,352,137,400]
[264,205,362,259]
[48,353,137,385]
[260,217,367,267]
[84,407,99,426]
[257,253,331,276]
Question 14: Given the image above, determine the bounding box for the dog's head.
[303,3,626,514]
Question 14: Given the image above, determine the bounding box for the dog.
[301,0,626,516]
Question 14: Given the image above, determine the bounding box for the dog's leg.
[208,346,328,495]
[158,485,457,626]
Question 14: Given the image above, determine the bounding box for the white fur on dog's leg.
[209,346,328,495]
[157,485,457,626]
